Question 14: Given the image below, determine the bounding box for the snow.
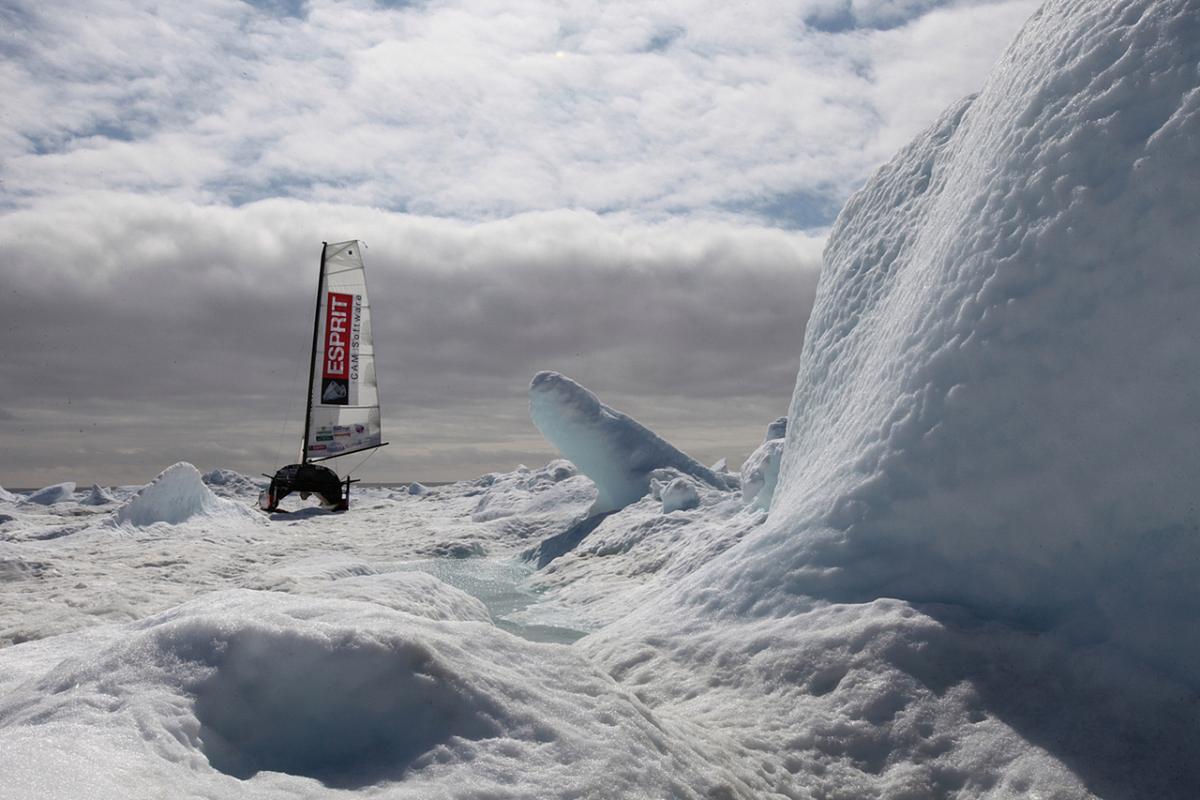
[114,463,252,527]
[659,476,701,513]
[739,421,787,510]
[2,1,1199,797]
[529,371,733,513]
[78,484,117,506]
[722,0,1200,685]
[0,486,18,504]
[23,482,75,506]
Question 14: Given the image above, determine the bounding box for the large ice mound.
[114,463,244,526]
[529,371,731,513]
[731,0,1200,683]
[23,482,75,505]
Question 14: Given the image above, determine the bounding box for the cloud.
[0,0,1040,484]
[0,0,1036,224]
[0,194,821,484]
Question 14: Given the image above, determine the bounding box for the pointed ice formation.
[80,484,118,506]
[529,371,731,513]
[115,463,246,526]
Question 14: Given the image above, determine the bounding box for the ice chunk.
[0,486,18,503]
[23,482,75,505]
[740,437,784,511]
[114,463,244,526]
[660,477,701,513]
[406,481,429,495]
[79,484,117,506]
[529,371,731,513]
[764,416,787,441]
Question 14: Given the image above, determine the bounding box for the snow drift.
[114,463,246,527]
[529,371,731,513]
[707,0,1200,684]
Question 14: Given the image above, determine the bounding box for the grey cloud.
[0,196,820,485]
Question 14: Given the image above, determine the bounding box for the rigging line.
[344,444,381,476]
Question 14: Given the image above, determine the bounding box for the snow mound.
[470,461,594,523]
[0,485,18,504]
[22,482,75,506]
[726,0,1200,684]
[79,484,118,506]
[201,468,262,497]
[529,371,731,513]
[660,477,701,513]
[0,590,737,797]
[114,463,245,526]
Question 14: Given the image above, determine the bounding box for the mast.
[301,242,328,463]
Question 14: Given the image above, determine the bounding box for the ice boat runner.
[260,241,387,512]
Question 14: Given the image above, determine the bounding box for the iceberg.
[529,371,731,513]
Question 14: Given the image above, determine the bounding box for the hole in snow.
[194,629,499,787]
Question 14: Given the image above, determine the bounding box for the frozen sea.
[4,0,1200,796]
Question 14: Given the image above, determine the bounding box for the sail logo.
[321,292,354,405]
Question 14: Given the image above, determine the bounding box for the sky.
[0,0,1039,487]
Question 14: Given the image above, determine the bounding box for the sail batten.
[304,240,383,461]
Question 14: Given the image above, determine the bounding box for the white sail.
[305,240,382,461]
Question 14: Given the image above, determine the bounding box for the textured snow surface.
[727,0,1200,683]
[0,590,736,799]
[529,371,732,513]
[115,463,249,527]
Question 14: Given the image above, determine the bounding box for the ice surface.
[529,371,732,513]
[114,463,249,527]
[22,482,75,505]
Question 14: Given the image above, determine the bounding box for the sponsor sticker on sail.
[321,292,354,406]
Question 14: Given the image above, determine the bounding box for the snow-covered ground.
[3,0,1199,797]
